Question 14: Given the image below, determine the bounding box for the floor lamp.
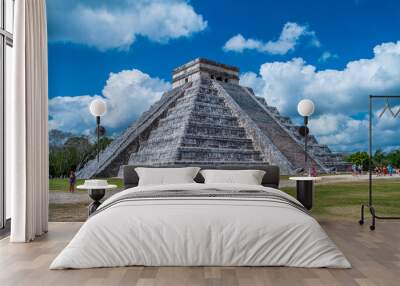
[89,99,107,163]
[297,99,315,174]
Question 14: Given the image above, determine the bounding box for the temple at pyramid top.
[77,58,348,179]
[172,58,240,88]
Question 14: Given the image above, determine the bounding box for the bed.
[50,165,350,269]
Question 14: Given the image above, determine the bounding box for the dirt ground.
[49,189,122,222]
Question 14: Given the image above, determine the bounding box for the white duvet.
[50,183,351,269]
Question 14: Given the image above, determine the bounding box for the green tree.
[386,149,400,167]
[373,149,387,165]
[345,151,370,171]
[49,147,76,178]
[346,149,400,171]
[49,136,113,178]
[64,136,91,154]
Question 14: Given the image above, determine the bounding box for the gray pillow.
[135,167,201,186]
[200,169,266,185]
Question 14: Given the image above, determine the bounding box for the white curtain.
[9,0,49,242]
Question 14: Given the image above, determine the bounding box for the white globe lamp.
[297,99,315,117]
[89,99,107,117]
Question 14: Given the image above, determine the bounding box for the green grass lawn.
[49,177,400,222]
[281,179,400,221]
[49,177,124,192]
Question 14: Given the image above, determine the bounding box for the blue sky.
[47,0,400,152]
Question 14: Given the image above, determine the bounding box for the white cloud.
[309,111,400,152]
[49,69,171,135]
[223,22,319,55]
[309,114,369,151]
[241,41,400,116]
[49,95,98,135]
[318,51,338,62]
[223,34,263,53]
[239,71,266,94]
[240,41,400,151]
[48,0,207,51]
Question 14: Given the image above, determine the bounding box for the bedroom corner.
[1,0,400,285]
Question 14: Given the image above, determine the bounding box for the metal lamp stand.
[304,116,309,174]
[96,116,100,163]
[359,95,400,230]
[298,116,310,175]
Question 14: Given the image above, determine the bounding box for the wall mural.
[47,1,400,185]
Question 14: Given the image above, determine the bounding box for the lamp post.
[89,99,107,163]
[297,99,315,173]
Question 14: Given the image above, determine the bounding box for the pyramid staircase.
[128,78,264,166]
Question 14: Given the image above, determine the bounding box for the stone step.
[192,104,231,116]
[187,115,239,127]
[190,111,237,120]
[174,96,196,106]
[166,101,232,117]
[183,134,253,143]
[167,99,230,116]
[169,98,196,109]
[192,100,230,110]
[147,127,185,138]
[197,86,217,95]
[186,123,247,138]
[176,147,263,162]
[139,136,181,148]
[143,132,254,146]
[177,92,225,105]
[130,151,178,163]
[195,96,225,105]
[181,136,254,150]
[138,142,255,156]
[157,114,190,128]
[132,147,263,163]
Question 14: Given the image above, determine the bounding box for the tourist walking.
[387,164,394,176]
[375,166,381,176]
[69,170,76,193]
[352,164,357,176]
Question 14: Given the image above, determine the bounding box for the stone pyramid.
[77,58,348,178]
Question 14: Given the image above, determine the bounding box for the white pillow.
[200,169,266,185]
[135,167,200,186]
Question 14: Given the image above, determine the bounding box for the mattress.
[50,183,350,269]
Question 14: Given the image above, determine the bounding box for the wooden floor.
[0,220,399,286]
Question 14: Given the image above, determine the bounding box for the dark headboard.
[122,165,280,189]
